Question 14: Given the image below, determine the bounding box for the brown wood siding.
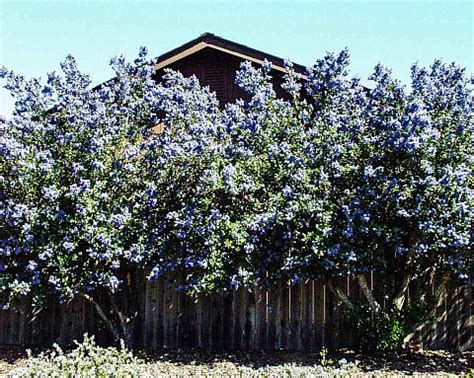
[153,47,291,108]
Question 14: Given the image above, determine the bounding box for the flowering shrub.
[1,46,472,347]
[0,50,189,344]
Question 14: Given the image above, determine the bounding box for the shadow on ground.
[139,348,472,375]
[1,344,472,375]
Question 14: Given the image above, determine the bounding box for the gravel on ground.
[1,345,472,377]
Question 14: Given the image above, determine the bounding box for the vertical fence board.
[326,280,338,349]
[301,280,313,350]
[143,279,154,347]
[459,285,472,351]
[154,279,165,348]
[232,288,247,349]
[204,294,214,348]
[198,295,211,349]
[266,282,283,349]
[289,282,301,350]
[245,288,256,349]
[3,309,13,344]
[162,281,169,348]
[437,286,448,349]
[222,292,233,349]
[164,281,178,348]
[176,288,186,348]
[431,280,441,349]
[195,296,203,348]
[210,293,224,349]
[313,281,325,348]
[454,286,463,351]
[279,280,290,349]
[254,285,266,349]
[446,285,460,350]
[0,309,4,344]
[134,272,146,347]
[183,294,197,348]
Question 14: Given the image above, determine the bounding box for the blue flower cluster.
[0,46,471,314]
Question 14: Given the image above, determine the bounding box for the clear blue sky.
[1,0,472,116]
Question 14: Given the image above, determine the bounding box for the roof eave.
[153,33,308,77]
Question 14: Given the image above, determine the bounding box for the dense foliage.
[343,297,429,352]
[1,47,472,347]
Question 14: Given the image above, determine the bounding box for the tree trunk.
[357,274,380,312]
[80,291,135,348]
[327,277,354,309]
[79,293,122,345]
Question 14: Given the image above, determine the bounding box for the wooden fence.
[0,277,472,351]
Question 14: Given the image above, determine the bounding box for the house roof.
[92,33,308,94]
[153,33,307,75]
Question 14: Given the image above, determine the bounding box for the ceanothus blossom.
[0,48,171,344]
[0,46,471,345]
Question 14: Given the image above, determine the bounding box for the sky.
[0,0,472,116]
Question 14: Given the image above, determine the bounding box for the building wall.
[153,47,290,107]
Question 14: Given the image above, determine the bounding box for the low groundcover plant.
[13,334,146,377]
[12,334,360,378]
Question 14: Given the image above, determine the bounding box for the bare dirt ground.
[0,345,472,377]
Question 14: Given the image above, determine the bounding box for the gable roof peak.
[154,33,307,75]
[199,32,216,38]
